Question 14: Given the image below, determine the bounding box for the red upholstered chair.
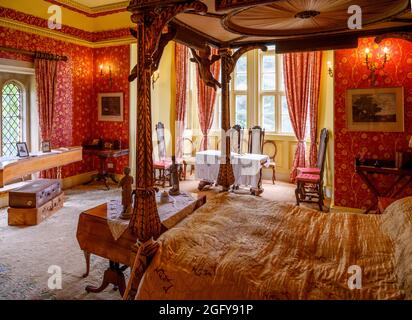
[295,128,329,211]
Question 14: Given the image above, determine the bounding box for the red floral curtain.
[308,52,323,167]
[283,52,311,181]
[175,43,188,159]
[35,58,58,178]
[196,48,220,150]
[35,58,58,141]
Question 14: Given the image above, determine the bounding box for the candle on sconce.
[99,64,104,75]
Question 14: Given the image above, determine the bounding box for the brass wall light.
[327,61,334,78]
[99,64,113,87]
[364,46,389,85]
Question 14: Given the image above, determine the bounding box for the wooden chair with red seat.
[295,128,329,211]
[154,122,183,187]
[154,122,172,187]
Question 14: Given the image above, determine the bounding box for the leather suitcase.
[8,192,64,226]
[9,179,62,208]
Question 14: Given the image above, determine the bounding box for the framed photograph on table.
[346,87,404,132]
[41,140,51,152]
[16,142,29,157]
[98,92,124,122]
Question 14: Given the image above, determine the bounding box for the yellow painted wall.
[0,0,133,32]
[151,41,175,159]
[318,50,335,201]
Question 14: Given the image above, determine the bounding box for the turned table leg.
[82,251,91,278]
[85,261,127,297]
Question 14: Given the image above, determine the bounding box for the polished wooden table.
[83,149,129,190]
[76,194,206,296]
[0,147,82,187]
[355,159,412,213]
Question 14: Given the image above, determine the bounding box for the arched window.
[1,81,23,157]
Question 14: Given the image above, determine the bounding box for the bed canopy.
[126,0,412,243]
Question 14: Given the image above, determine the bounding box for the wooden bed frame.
[121,0,412,299]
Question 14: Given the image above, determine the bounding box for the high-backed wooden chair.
[154,122,183,187]
[263,140,277,184]
[182,137,196,179]
[248,126,265,154]
[154,122,171,187]
[230,124,243,154]
[295,128,329,211]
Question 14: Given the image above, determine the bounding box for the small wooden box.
[9,179,62,208]
[8,192,64,226]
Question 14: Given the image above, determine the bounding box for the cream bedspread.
[137,193,408,300]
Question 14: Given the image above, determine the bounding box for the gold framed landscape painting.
[346,87,404,132]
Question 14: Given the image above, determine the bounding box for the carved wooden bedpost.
[216,48,235,191]
[127,0,207,242]
[216,45,268,191]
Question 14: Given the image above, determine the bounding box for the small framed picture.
[41,140,51,153]
[16,142,29,157]
[346,87,404,132]
[98,92,124,122]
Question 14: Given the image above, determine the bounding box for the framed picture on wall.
[98,92,124,122]
[346,87,404,132]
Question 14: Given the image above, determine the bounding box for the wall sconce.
[152,70,160,89]
[99,64,113,87]
[327,61,334,78]
[364,46,389,85]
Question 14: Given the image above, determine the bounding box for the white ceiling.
[69,0,126,8]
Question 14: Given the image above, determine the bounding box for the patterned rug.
[0,184,130,300]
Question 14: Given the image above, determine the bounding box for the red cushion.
[296,173,320,183]
[153,160,172,169]
[297,167,320,175]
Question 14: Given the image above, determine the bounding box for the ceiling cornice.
[44,0,129,17]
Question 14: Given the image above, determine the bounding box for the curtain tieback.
[298,140,305,143]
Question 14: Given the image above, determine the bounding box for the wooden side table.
[83,149,129,190]
[355,158,412,213]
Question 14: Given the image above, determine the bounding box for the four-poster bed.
[116,0,412,299]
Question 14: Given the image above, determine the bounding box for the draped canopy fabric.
[34,58,58,141]
[196,48,220,150]
[283,52,311,181]
[175,43,189,159]
[308,52,323,167]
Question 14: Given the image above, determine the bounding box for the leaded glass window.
[1,81,23,157]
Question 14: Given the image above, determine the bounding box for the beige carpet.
[0,179,322,300]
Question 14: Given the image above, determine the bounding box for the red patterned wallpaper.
[0,27,130,177]
[334,37,412,209]
[92,46,130,174]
